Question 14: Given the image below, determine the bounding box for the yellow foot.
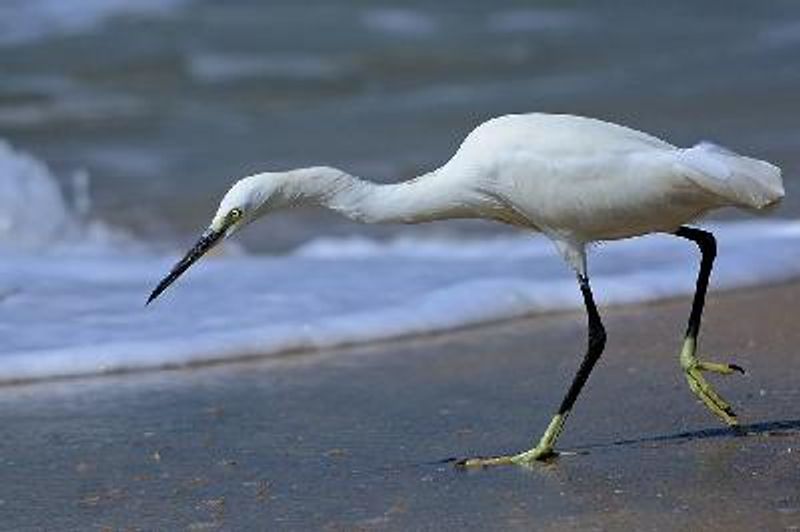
[456,413,565,468]
[680,338,744,426]
[456,445,557,468]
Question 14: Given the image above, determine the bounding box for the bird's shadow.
[574,417,800,453]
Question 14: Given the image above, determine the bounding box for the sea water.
[0,0,798,381]
[0,141,798,382]
[1,0,798,248]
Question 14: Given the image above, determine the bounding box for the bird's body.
[445,113,714,242]
[148,112,784,467]
[447,115,778,246]
[220,113,781,273]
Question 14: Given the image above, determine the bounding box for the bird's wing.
[456,113,675,160]
[676,142,784,210]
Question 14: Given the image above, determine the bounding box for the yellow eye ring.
[229,208,243,220]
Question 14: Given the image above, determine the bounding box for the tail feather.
[677,142,784,210]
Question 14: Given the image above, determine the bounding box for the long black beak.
[146,228,225,305]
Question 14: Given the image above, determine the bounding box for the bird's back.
[440,113,782,243]
[453,113,674,160]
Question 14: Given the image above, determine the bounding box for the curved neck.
[275,166,479,224]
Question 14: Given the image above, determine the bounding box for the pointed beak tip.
[145,227,224,306]
[145,289,161,306]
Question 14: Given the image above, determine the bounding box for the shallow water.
[1,137,799,381]
[0,1,798,380]
[1,0,798,248]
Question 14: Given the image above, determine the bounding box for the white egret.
[147,113,784,467]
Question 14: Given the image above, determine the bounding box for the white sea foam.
[487,9,586,33]
[0,140,137,254]
[188,52,351,84]
[0,89,145,129]
[2,218,799,383]
[0,0,190,46]
[1,140,799,382]
[360,8,437,37]
[759,21,800,49]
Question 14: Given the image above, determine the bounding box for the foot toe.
[455,447,558,468]
[695,359,745,375]
[728,363,746,374]
[455,455,515,468]
[685,367,739,425]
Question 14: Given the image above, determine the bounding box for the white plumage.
[208,113,783,274]
[431,114,783,270]
[148,112,785,467]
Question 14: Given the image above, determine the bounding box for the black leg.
[674,226,742,425]
[459,274,607,466]
[675,226,716,341]
[557,274,607,415]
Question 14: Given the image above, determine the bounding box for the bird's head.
[209,174,276,236]
[146,173,281,305]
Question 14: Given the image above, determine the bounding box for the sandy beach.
[1,281,798,530]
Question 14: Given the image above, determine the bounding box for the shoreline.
[3,276,798,389]
[2,278,799,528]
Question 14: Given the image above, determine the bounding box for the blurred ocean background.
[1,0,799,381]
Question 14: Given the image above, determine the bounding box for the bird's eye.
[229,208,243,221]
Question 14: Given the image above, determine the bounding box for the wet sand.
[1,282,799,530]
